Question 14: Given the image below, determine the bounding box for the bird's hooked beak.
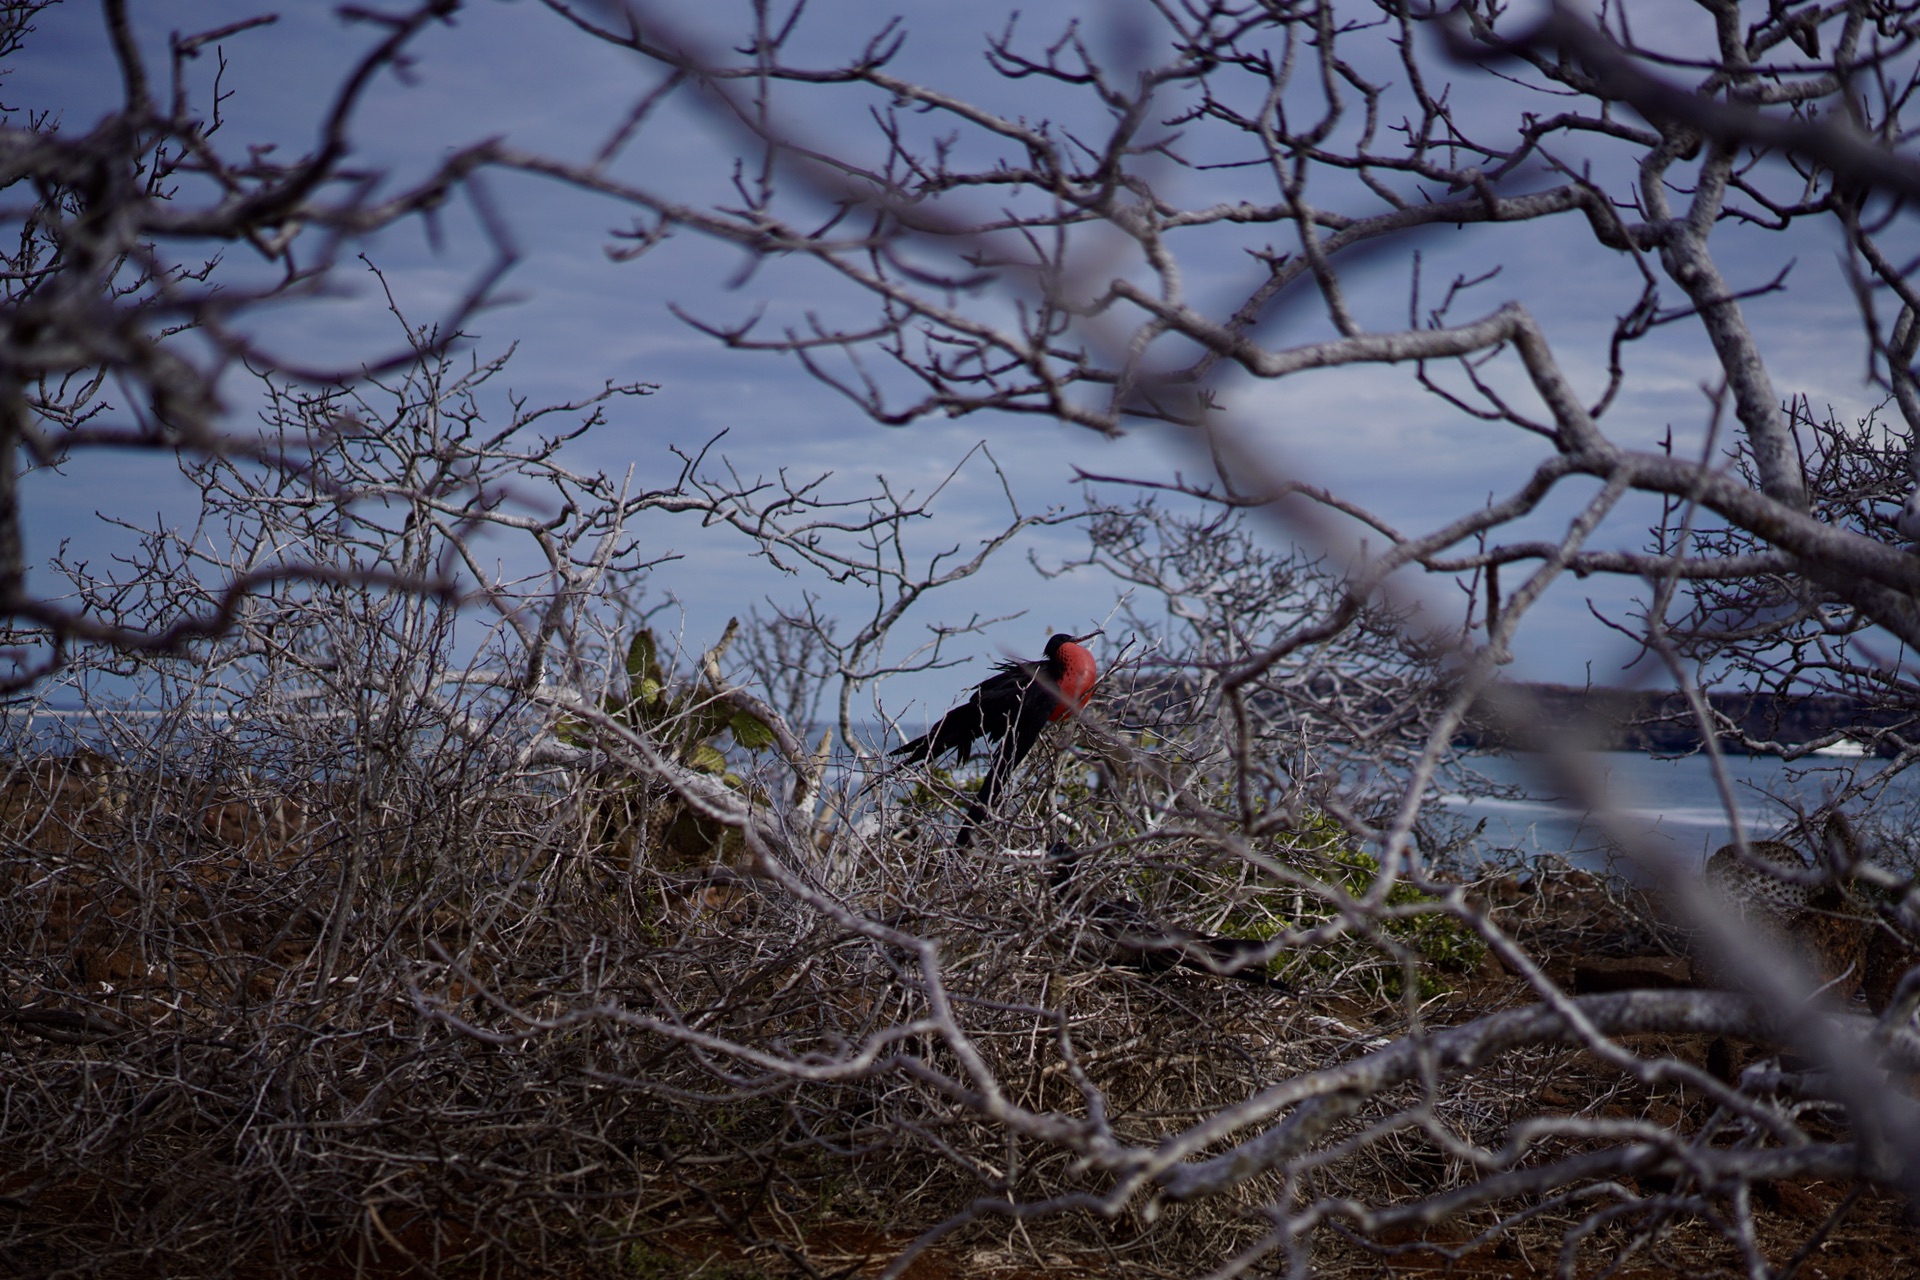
[1069,629,1103,644]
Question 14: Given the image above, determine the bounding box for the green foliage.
[572,620,779,869]
[1130,810,1483,998]
[1281,816,1485,1000]
[603,624,778,775]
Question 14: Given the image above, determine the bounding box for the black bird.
[1046,841,1293,991]
[893,632,1100,847]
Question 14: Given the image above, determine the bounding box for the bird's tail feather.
[953,742,1020,849]
[891,730,937,762]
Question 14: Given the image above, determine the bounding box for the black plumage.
[893,632,1098,847]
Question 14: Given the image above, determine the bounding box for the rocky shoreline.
[1457,683,1912,756]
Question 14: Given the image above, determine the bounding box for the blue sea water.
[1438,750,1913,870]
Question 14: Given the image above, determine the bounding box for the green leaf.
[625,629,657,682]
[728,708,778,751]
[686,742,729,775]
[625,630,665,708]
[697,703,740,742]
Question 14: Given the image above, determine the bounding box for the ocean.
[1439,750,1915,871]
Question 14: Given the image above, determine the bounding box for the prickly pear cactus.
[565,621,778,870]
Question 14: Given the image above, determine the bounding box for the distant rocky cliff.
[1456,684,1912,756]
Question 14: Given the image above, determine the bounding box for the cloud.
[19,0,1903,701]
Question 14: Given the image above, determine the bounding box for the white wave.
[1437,793,1790,830]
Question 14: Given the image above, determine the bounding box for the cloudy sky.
[13,0,1899,717]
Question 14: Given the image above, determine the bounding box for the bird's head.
[1045,629,1102,656]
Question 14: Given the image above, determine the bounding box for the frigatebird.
[893,631,1100,847]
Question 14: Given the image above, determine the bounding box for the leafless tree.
[506,1,1920,1273]
[0,304,1068,1276]
[11,2,1920,1277]
[0,0,564,688]
[720,439,1081,760]
[1059,494,1464,812]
